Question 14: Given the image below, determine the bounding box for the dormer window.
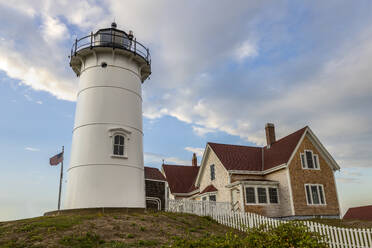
[300,150,319,169]
[113,134,125,156]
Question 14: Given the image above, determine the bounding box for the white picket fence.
[167,199,372,248]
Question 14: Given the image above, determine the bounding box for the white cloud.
[0,0,371,172]
[40,16,69,42]
[234,40,258,61]
[0,44,77,101]
[184,147,204,157]
[36,100,43,104]
[25,147,40,152]
[192,126,216,136]
[144,152,190,166]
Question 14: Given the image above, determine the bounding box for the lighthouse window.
[113,134,125,156]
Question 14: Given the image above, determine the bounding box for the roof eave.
[227,163,287,175]
[226,180,280,188]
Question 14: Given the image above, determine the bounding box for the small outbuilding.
[343,205,372,221]
[144,166,167,210]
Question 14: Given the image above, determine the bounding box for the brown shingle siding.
[289,135,340,216]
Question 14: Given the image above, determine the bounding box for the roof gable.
[286,127,340,171]
[263,127,307,170]
[144,166,166,181]
[162,164,199,194]
[200,184,218,194]
[207,127,307,172]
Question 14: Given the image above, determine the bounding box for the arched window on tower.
[113,134,125,156]
[109,127,130,158]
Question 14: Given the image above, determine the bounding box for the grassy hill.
[0,211,240,248]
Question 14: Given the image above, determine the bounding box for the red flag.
[50,152,63,166]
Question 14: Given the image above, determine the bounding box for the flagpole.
[57,146,64,210]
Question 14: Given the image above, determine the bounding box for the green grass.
[59,232,104,248]
[0,212,239,248]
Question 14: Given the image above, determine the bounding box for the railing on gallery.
[166,199,372,248]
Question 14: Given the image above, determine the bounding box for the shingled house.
[144,166,167,210]
[162,124,341,219]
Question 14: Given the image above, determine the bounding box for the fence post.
[367,229,372,247]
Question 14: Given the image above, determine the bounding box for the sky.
[0,0,372,221]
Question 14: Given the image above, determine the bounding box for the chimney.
[192,153,197,167]
[265,123,276,147]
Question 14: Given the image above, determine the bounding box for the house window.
[245,187,255,204]
[209,195,216,201]
[269,188,279,204]
[305,184,326,205]
[202,196,207,201]
[257,187,267,204]
[245,186,279,205]
[210,164,215,180]
[113,134,125,156]
[300,150,319,169]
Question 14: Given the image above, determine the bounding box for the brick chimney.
[265,123,276,147]
[192,153,197,166]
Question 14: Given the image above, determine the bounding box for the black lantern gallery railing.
[71,30,151,65]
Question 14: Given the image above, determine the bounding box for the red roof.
[263,127,307,170]
[162,164,199,194]
[200,184,218,194]
[209,127,307,172]
[343,205,372,221]
[144,166,166,181]
[208,143,262,171]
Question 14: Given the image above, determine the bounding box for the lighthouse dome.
[94,24,131,49]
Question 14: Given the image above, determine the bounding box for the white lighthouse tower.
[64,23,151,209]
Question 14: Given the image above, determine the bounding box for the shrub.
[245,222,328,248]
[171,222,329,248]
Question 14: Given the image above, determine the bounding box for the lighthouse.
[64,23,151,209]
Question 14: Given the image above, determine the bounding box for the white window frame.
[199,192,217,202]
[244,185,280,205]
[300,150,320,170]
[108,128,131,159]
[210,164,215,181]
[208,194,217,202]
[304,184,326,206]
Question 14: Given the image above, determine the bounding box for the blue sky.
[1,0,372,221]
